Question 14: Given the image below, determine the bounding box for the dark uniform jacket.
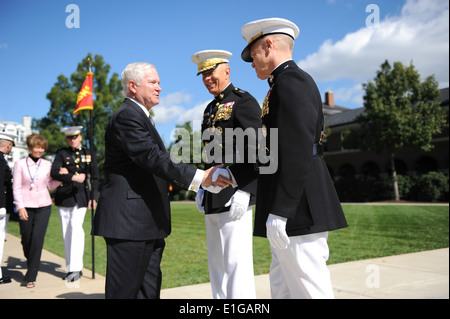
[51,146,99,208]
[230,60,348,237]
[93,98,197,241]
[0,151,13,214]
[201,83,261,214]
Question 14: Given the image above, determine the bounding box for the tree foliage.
[342,60,447,200]
[34,53,124,180]
[167,121,204,200]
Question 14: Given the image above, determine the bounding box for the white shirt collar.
[271,59,293,74]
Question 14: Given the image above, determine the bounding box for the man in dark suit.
[191,50,261,298]
[219,18,348,298]
[93,62,230,299]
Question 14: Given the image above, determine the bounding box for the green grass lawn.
[7,202,449,289]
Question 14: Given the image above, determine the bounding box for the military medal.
[261,86,273,118]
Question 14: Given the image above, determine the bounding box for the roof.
[324,87,449,128]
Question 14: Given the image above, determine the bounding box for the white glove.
[0,207,6,219]
[266,213,290,249]
[225,190,250,220]
[195,189,205,214]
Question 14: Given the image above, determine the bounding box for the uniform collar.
[214,83,235,102]
[267,59,297,86]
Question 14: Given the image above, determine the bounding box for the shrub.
[334,172,448,202]
[412,171,449,202]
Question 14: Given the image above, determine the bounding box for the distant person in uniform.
[51,126,99,282]
[191,50,261,299]
[0,132,16,285]
[216,18,348,298]
[13,134,63,288]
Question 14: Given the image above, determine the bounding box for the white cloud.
[152,104,185,124]
[329,84,364,107]
[176,101,209,125]
[152,91,192,124]
[152,91,209,127]
[298,0,449,106]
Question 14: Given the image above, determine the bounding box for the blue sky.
[1,0,448,144]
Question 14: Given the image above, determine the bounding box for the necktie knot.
[148,114,155,127]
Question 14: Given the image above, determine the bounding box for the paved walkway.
[0,232,448,299]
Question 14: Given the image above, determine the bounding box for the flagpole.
[88,57,96,279]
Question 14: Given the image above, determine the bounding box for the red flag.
[74,72,94,115]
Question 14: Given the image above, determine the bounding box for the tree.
[34,53,124,181]
[342,60,447,200]
[167,121,204,200]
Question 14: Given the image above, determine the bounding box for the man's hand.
[201,165,233,189]
[225,190,250,220]
[71,173,86,183]
[266,213,290,249]
[0,208,6,219]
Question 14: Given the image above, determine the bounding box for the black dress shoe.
[62,272,73,280]
[0,276,12,284]
[63,271,83,282]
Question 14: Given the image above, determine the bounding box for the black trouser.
[104,237,165,299]
[19,205,51,282]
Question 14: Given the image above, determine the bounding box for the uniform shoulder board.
[233,87,247,97]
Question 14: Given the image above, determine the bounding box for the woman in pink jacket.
[13,134,63,288]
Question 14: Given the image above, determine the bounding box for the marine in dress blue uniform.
[224,18,348,298]
[51,126,98,281]
[0,132,16,284]
[191,50,261,299]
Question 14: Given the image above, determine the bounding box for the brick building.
[322,88,449,179]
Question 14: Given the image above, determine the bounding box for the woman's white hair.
[121,62,156,95]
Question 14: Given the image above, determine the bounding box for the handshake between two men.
[198,166,251,221]
[200,165,235,193]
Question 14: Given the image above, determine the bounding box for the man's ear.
[265,37,274,50]
[128,80,137,94]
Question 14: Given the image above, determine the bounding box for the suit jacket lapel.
[125,99,166,150]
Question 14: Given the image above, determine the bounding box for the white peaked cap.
[241,18,300,62]
[60,126,83,136]
[191,50,232,75]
